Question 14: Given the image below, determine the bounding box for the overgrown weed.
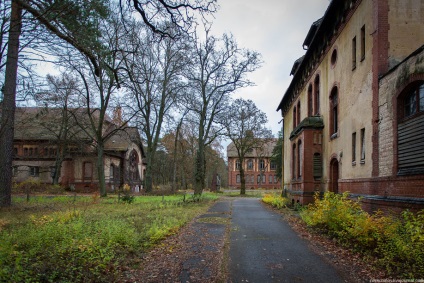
[0,193,218,282]
[299,192,424,278]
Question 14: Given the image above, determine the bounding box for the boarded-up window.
[398,81,424,175]
[398,114,424,175]
[313,153,322,180]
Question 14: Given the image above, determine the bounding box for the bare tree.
[123,25,189,193]
[222,98,273,195]
[185,30,262,195]
[34,73,85,184]
[0,0,216,206]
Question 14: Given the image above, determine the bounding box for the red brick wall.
[371,0,390,177]
[339,175,424,212]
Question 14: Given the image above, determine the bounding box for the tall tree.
[123,26,188,193]
[185,30,262,195]
[0,0,216,206]
[221,98,272,195]
[0,1,22,206]
[0,0,110,206]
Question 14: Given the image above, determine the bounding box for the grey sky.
[210,0,330,136]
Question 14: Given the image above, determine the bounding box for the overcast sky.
[210,0,330,137]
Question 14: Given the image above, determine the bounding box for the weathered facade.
[277,0,424,211]
[227,140,281,190]
[12,107,145,192]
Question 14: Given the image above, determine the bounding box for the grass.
[0,193,218,282]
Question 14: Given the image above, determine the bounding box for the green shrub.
[262,194,289,209]
[300,192,424,278]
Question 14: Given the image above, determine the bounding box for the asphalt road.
[228,198,346,283]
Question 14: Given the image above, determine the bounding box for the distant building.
[12,107,146,192]
[277,0,424,211]
[227,139,281,190]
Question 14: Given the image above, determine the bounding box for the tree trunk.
[194,146,205,196]
[52,152,64,185]
[240,166,246,195]
[144,151,154,193]
[96,143,107,197]
[0,2,22,207]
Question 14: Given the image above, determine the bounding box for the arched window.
[247,159,254,170]
[293,106,297,129]
[292,144,296,180]
[297,101,301,126]
[397,81,424,175]
[297,140,302,179]
[330,86,339,137]
[129,150,139,181]
[259,159,265,170]
[308,84,313,117]
[314,75,320,115]
[235,160,241,170]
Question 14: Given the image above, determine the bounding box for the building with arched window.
[11,107,146,193]
[227,139,280,190]
[277,0,424,211]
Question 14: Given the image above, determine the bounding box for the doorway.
[329,158,339,193]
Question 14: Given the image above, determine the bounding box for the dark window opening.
[360,25,366,61]
[314,75,320,115]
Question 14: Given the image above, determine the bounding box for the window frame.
[360,25,366,61]
[330,87,339,138]
[352,132,357,165]
[352,36,357,70]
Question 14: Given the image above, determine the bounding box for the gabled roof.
[302,18,323,49]
[290,56,305,76]
[13,107,145,154]
[227,139,277,158]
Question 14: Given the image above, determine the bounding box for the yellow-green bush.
[262,194,289,209]
[300,192,424,278]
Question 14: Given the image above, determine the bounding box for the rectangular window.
[13,147,18,156]
[29,166,39,177]
[259,159,265,170]
[84,162,93,180]
[360,25,365,61]
[274,175,277,184]
[352,36,357,70]
[352,132,357,165]
[235,160,241,170]
[236,174,240,183]
[268,175,273,184]
[251,175,254,184]
[360,128,365,163]
[247,159,253,170]
[262,174,266,183]
[270,161,276,170]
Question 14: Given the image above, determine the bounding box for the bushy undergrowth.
[0,194,217,282]
[262,194,289,209]
[300,192,424,278]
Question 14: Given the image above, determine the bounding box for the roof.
[227,139,277,158]
[302,18,323,49]
[13,107,144,154]
[277,0,348,116]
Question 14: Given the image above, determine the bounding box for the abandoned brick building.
[12,107,145,192]
[277,0,424,211]
[227,139,281,190]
